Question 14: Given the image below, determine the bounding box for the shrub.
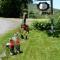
[32,21,51,31]
[32,19,59,37]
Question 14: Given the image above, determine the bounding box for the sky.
[53,0,60,9]
[33,0,60,9]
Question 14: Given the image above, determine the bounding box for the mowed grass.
[3,30,60,60]
[0,28,19,54]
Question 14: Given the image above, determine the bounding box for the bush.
[0,0,28,18]
[32,19,59,37]
[32,17,60,37]
[55,18,60,30]
[32,21,51,31]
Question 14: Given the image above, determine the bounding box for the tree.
[0,0,33,17]
[0,0,21,17]
[28,0,33,3]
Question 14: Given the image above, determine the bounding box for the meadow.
[1,29,60,60]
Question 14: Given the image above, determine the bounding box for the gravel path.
[0,18,33,35]
[0,18,45,35]
[0,18,21,35]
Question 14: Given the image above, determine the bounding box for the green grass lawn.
[0,28,19,54]
[2,30,60,60]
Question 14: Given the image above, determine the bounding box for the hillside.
[28,4,60,18]
[2,30,60,60]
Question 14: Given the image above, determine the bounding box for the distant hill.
[28,3,60,18]
[53,8,60,13]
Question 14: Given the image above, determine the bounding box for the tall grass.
[2,30,60,60]
[0,28,19,54]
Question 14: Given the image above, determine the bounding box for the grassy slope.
[3,30,60,60]
[0,28,19,54]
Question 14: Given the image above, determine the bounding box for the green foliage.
[2,30,60,60]
[55,18,60,30]
[0,0,32,17]
[32,17,60,37]
[0,0,20,17]
[49,15,60,30]
[0,28,19,53]
[32,21,51,31]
